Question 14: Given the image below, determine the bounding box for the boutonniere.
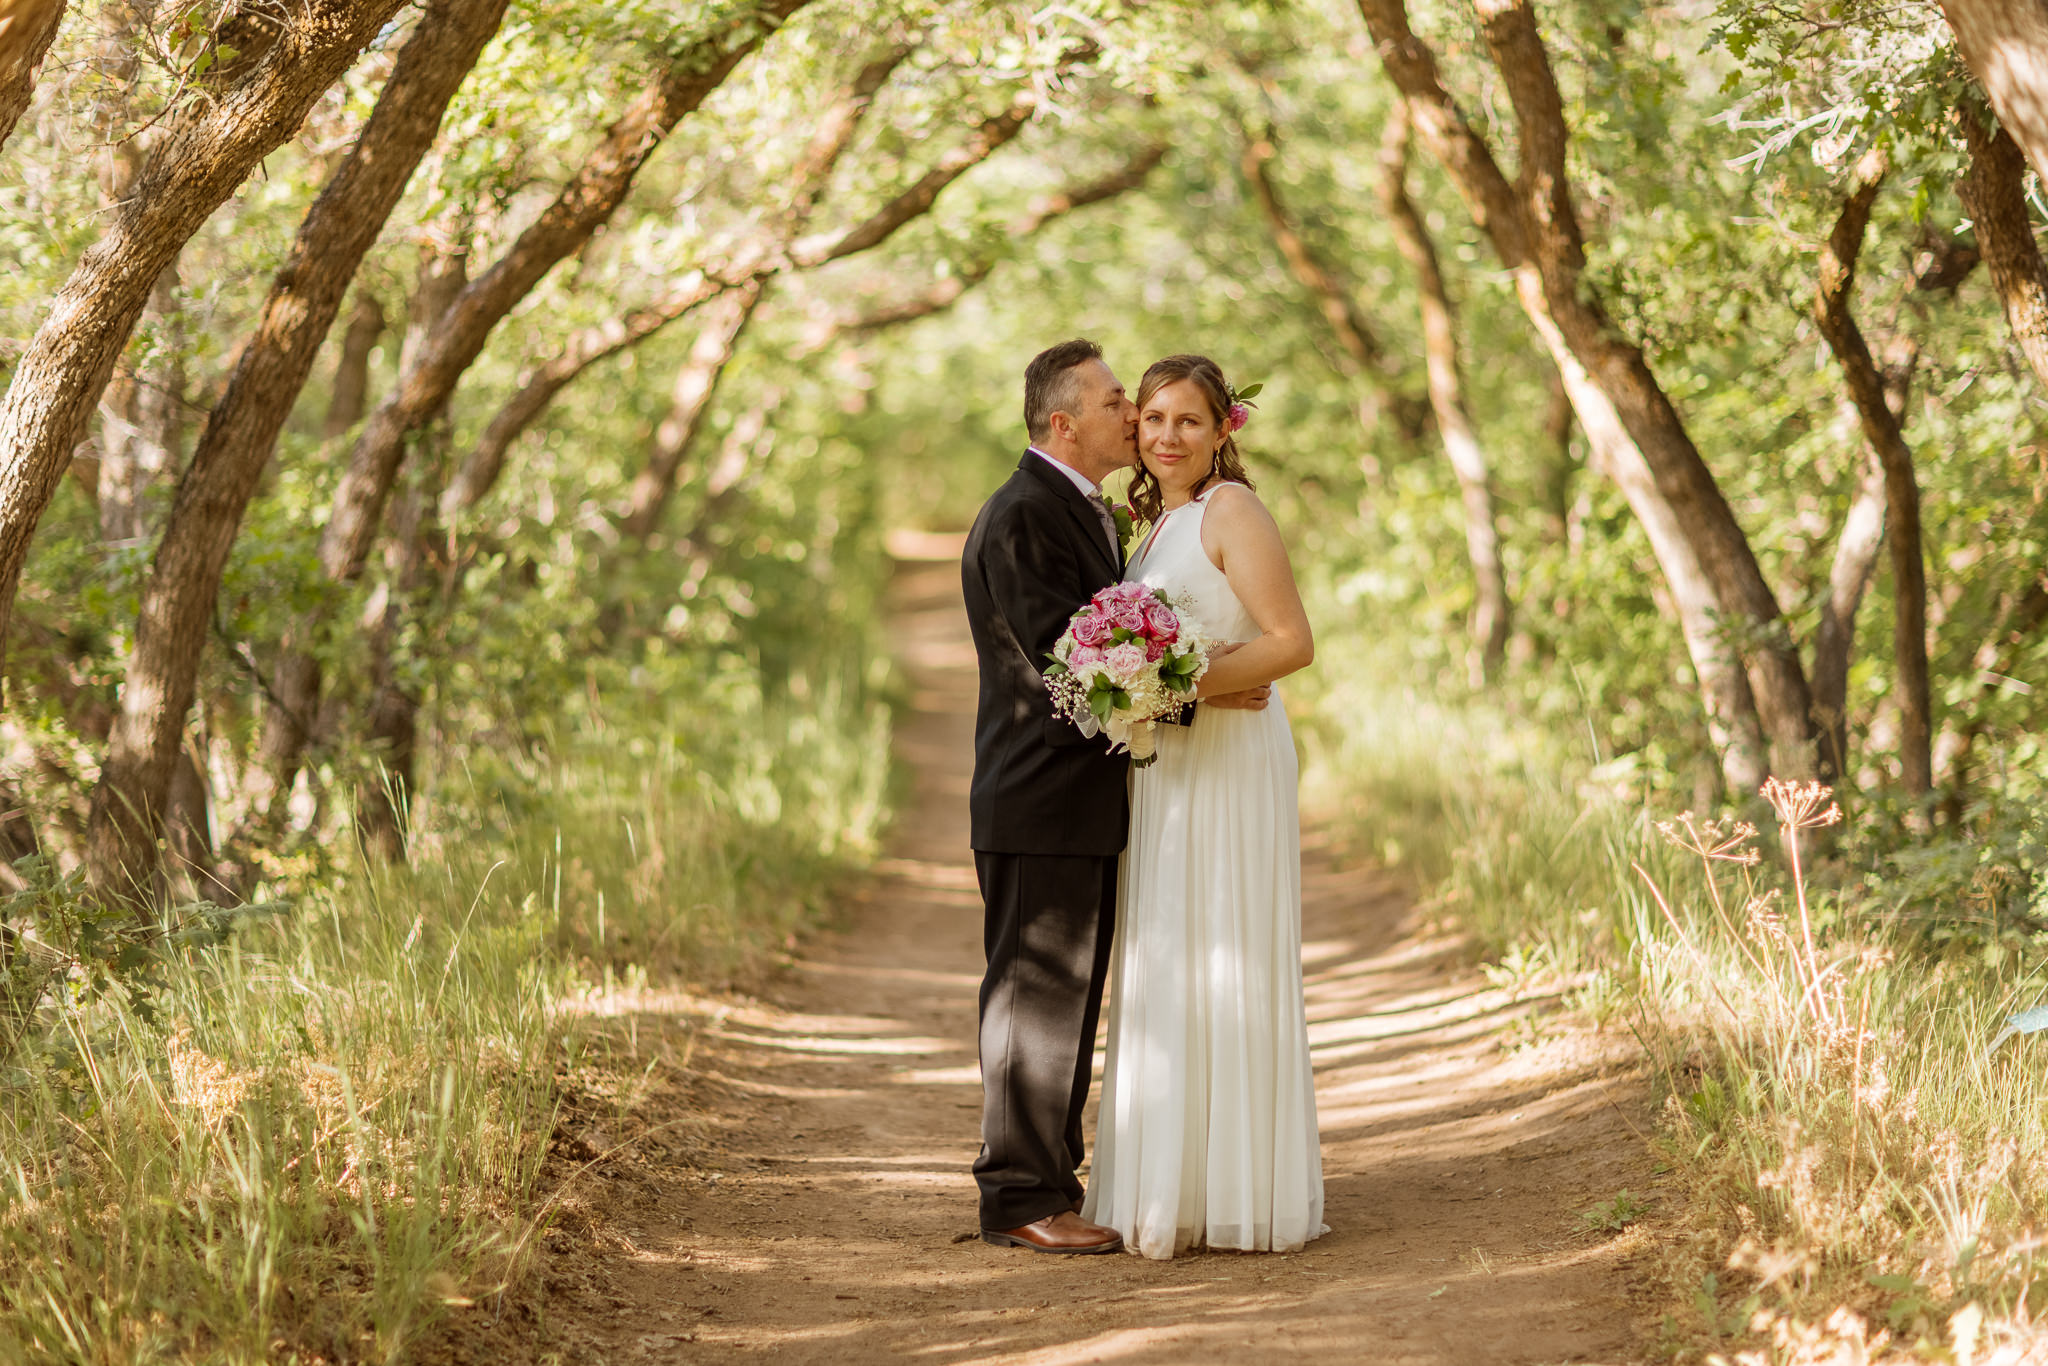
[1100,494,1137,552]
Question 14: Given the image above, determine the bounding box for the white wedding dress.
[1082,482,1326,1259]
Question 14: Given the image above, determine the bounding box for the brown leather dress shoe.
[981,1211,1123,1255]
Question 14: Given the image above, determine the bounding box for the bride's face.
[1139,378,1225,504]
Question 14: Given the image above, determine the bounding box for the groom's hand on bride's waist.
[1203,685,1272,711]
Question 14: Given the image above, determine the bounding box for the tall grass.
[0,666,890,1362]
[1304,649,2048,1359]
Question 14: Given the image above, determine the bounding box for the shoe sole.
[979,1231,1123,1254]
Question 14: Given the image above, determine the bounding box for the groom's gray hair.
[1023,338,1104,444]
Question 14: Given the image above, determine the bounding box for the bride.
[1082,353,1326,1259]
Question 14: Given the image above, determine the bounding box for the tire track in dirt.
[520,554,1662,1365]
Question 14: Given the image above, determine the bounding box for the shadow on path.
[532,556,1661,1365]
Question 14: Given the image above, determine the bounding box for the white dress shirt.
[1028,446,1118,560]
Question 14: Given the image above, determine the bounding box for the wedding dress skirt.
[1082,483,1326,1259]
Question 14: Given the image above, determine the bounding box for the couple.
[960,339,1326,1260]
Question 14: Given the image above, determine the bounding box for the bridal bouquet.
[1044,582,1209,765]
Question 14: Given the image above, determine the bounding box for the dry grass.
[1303,657,2048,1364]
[0,677,891,1363]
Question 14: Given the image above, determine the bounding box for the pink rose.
[1105,642,1147,677]
[1070,643,1106,669]
[1073,612,1112,647]
[1109,600,1146,634]
[1143,602,1179,640]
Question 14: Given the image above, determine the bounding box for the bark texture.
[1355,0,1816,784]
[619,283,766,541]
[1378,102,1509,684]
[1240,127,1392,377]
[1938,570,2048,821]
[0,0,410,687]
[1809,449,1886,778]
[0,0,64,152]
[446,41,912,514]
[1811,148,1932,802]
[1239,119,1427,440]
[254,0,813,809]
[1956,106,2048,394]
[96,257,185,544]
[345,243,466,861]
[325,292,388,437]
[1940,0,2048,184]
[316,0,815,594]
[83,0,508,896]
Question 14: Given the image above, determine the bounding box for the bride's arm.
[1191,486,1313,698]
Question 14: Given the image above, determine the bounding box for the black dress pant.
[971,850,1119,1231]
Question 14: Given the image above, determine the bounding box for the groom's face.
[1067,360,1139,480]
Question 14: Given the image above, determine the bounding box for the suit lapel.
[1018,452,1120,580]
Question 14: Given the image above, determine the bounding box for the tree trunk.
[1238,118,1427,439]
[96,256,185,544]
[164,735,220,902]
[1378,101,1510,684]
[619,283,766,542]
[348,243,468,860]
[251,0,813,812]
[1809,449,1886,778]
[0,777,38,891]
[1940,0,2048,185]
[1538,363,1575,542]
[1811,147,1932,804]
[1527,283,1769,794]
[85,0,505,897]
[1240,125,1391,378]
[1479,0,1820,779]
[1937,570,2048,822]
[355,471,435,862]
[324,292,388,437]
[1356,0,1817,782]
[0,0,65,152]
[1956,105,2048,394]
[0,0,410,685]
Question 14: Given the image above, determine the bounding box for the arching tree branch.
[1811,146,1931,803]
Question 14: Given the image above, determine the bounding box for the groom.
[961,339,1265,1254]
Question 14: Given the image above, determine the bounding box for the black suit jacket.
[962,452,1130,855]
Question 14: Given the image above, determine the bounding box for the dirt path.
[519,557,1662,1365]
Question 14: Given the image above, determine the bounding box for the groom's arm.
[977,499,1089,669]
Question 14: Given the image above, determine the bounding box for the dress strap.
[1194,480,1247,504]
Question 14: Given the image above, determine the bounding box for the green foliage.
[11,0,2048,1353]
[1578,1189,1649,1233]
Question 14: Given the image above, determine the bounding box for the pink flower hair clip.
[1224,380,1263,432]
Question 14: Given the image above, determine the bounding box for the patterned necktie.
[1088,493,1120,563]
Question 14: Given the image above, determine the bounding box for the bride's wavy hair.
[1128,354,1254,525]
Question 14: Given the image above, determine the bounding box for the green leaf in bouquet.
[1046,660,1069,677]
[1111,627,1135,644]
[1089,691,1114,722]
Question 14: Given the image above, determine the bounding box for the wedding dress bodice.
[1126,482,1258,645]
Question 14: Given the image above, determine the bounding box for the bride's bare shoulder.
[1202,482,1277,529]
